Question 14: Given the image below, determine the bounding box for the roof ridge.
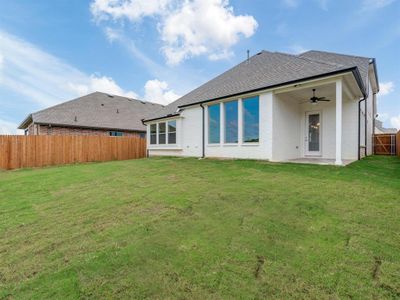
[32,92,99,116]
[168,51,268,106]
[33,92,162,117]
[301,50,372,61]
[273,51,346,69]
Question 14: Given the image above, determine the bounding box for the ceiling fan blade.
[318,99,331,102]
[317,97,326,100]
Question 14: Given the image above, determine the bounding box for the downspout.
[372,92,377,154]
[365,95,368,157]
[364,76,370,157]
[200,104,205,158]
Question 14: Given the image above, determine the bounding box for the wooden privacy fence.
[374,133,397,156]
[0,135,146,170]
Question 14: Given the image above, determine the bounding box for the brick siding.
[25,123,144,137]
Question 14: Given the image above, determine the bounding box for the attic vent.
[140,101,146,104]
[116,109,119,114]
[74,116,78,122]
[101,103,104,106]
[256,52,262,55]
[107,94,114,98]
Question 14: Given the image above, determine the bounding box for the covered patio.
[271,74,364,165]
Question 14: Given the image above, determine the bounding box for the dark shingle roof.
[299,50,371,88]
[145,50,372,121]
[19,92,164,131]
[375,120,398,134]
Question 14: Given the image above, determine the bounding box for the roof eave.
[33,122,146,133]
[178,67,365,109]
[370,58,380,93]
[143,113,181,123]
[18,114,33,129]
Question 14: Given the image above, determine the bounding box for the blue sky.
[0,0,399,133]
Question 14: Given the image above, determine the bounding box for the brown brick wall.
[26,124,144,137]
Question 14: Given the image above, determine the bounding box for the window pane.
[159,123,166,144]
[168,120,176,133]
[225,100,238,143]
[168,133,176,144]
[308,114,320,151]
[150,124,156,134]
[243,96,259,143]
[150,124,157,144]
[159,123,166,133]
[208,104,220,143]
[168,120,176,144]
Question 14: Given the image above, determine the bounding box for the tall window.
[208,104,220,144]
[150,124,157,144]
[168,120,176,144]
[243,96,259,143]
[225,100,238,143]
[158,122,166,144]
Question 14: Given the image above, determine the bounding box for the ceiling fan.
[302,89,331,105]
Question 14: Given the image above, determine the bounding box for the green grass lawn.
[0,156,400,299]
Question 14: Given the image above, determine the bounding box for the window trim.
[148,119,179,147]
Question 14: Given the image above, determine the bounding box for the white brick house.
[143,50,379,165]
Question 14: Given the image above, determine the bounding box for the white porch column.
[335,79,343,166]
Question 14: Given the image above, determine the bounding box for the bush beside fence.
[0,135,146,170]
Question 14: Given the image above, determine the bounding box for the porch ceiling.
[278,83,336,103]
[280,83,336,101]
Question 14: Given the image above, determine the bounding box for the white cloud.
[282,0,299,8]
[104,27,123,43]
[68,75,138,98]
[288,44,309,55]
[0,53,4,68]
[144,79,180,105]
[390,115,400,130]
[362,0,395,10]
[161,0,258,65]
[91,0,258,65]
[379,81,394,96]
[283,0,329,9]
[0,30,137,107]
[91,0,170,21]
[0,119,22,135]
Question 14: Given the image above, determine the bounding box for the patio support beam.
[335,79,343,166]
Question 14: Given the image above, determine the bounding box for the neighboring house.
[19,92,163,137]
[143,50,379,165]
[375,119,398,134]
